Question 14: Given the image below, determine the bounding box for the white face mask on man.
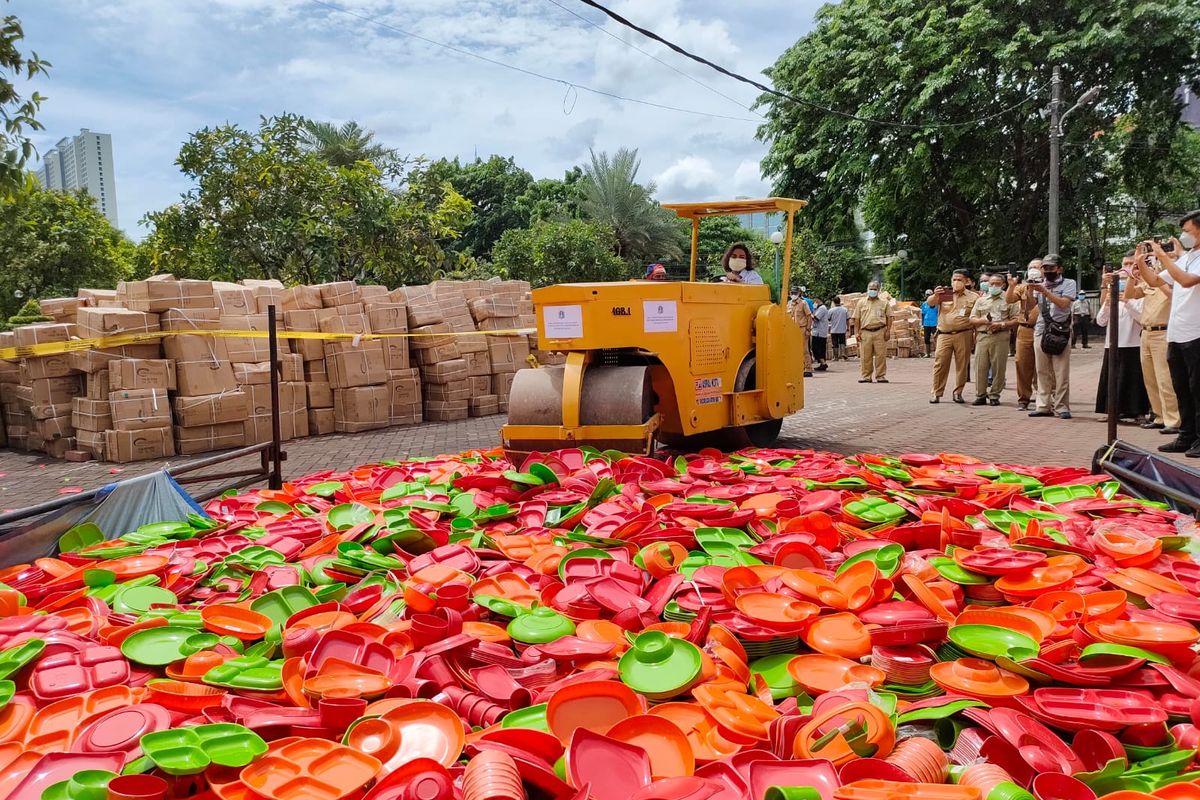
[728,257,747,272]
[1181,232,1197,251]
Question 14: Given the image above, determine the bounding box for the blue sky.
[16,1,824,238]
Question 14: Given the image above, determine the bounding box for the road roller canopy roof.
[661,197,808,219]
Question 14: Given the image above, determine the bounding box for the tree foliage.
[1,4,50,195]
[300,119,396,170]
[580,148,684,263]
[757,0,1200,292]
[430,155,535,258]
[492,218,626,287]
[0,176,133,319]
[140,114,471,286]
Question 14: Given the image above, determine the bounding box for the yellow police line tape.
[0,327,538,361]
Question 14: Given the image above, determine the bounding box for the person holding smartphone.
[1095,258,1150,421]
[1125,251,1179,434]
[1006,260,1043,411]
[1136,212,1200,457]
[928,270,979,403]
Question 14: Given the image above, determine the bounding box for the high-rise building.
[38,129,118,228]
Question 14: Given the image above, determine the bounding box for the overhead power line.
[306,0,758,123]
[575,0,1048,130]
[541,0,761,117]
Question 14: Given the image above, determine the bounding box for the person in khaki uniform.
[1125,255,1179,434]
[970,275,1020,405]
[1006,261,1042,411]
[789,292,814,378]
[928,270,979,403]
[852,280,892,383]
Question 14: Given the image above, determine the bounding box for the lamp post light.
[770,229,785,300]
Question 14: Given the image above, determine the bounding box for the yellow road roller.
[501,197,807,456]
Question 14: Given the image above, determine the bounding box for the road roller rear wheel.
[729,355,783,448]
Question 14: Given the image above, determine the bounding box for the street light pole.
[1049,66,1063,254]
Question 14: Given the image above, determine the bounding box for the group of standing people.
[788,289,850,377]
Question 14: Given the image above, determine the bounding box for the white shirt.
[1161,249,1200,343]
[1096,298,1142,349]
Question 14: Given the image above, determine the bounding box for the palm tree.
[300,120,395,169]
[581,148,682,262]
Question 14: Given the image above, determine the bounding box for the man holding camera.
[927,270,979,403]
[1124,252,1179,435]
[1025,253,1077,419]
[1006,261,1042,411]
[1134,213,1200,457]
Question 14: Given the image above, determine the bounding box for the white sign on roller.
[643,300,678,333]
[543,305,584,339]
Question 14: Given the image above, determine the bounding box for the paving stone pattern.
[0,347,1189,508]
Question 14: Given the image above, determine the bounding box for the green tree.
[141,114,471,286]
[1,4,50,195]
[430,155,535,258]
[757,0,1200,292]
[580,148,684,263]
[492,219,626,287]
[0,176,133,319]
[300,119,396,169]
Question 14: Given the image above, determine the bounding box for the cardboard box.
[174,423,245,455]
[33,415,73,440]
[490,371,516,398]
[413,340,461,366]
[160,308,221,331]
[39,297,80,321]
[464,350,491,377]
[410,321,451,347]
[14,323,73,347]
[333,386,388,433]
[488,336,530,372]
[109,388,171,431]
[22,355,74,380]
[0,331,15,362]
[252,286,283,314]
[406,298,443,328]
[77,429,106,459]
[214,285,256,315]
[318,281,362,308]
[318,311,368,335]
[422,358,469,384]
[308,407,335,435]
[425,380,471,403]
[77,288,117,306]
[234,362,273,385]
[280,353,303,382]
[304,360,328,382]
[109,359,176,392]
[387,371,422,426]
[327,341,386,389]
[165,335,237,396]
[71,344,163,374]
[281,285,323,311]
[243,382,306,443]
[86,371,110,400]
[469,394,500,417]
[468,376,491,396]
[218,314,272,362]
[367,305,407,333]
[76,308,160,338]
[72,398,112,432]
[120,278,214,312]
[359,285,389,302]
[423,399,468,422]
[283,310,324,361]
[173,390,249,427]
[105,427,174,463]
[45,437,76,458]
[242,279,285,290]
[31,376,81,405]
[307,381,334,409]
[30,401,73,421]
[469,296,520,322]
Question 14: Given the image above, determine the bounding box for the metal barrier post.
[267,305,283,490]
[1106,276,1120,444]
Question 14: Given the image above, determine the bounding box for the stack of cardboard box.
[1,276,537,463]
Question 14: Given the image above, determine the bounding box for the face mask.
[728,257,746,272]
[867,289,879,298]
[1027,268,1043,282]
[1182,233,1197,250]
[1044,271,1061,284]
[989,285,1003,296]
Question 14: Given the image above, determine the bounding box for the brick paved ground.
[0,346,1192,508]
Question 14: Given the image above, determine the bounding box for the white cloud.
[15,0,823,239]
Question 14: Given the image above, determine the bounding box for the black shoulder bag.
[1038,291,1072,355]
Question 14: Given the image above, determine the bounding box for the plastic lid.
[507,607,577,644]
[618,632,703,697]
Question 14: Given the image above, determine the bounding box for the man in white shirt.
[1137,211,1200,457]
